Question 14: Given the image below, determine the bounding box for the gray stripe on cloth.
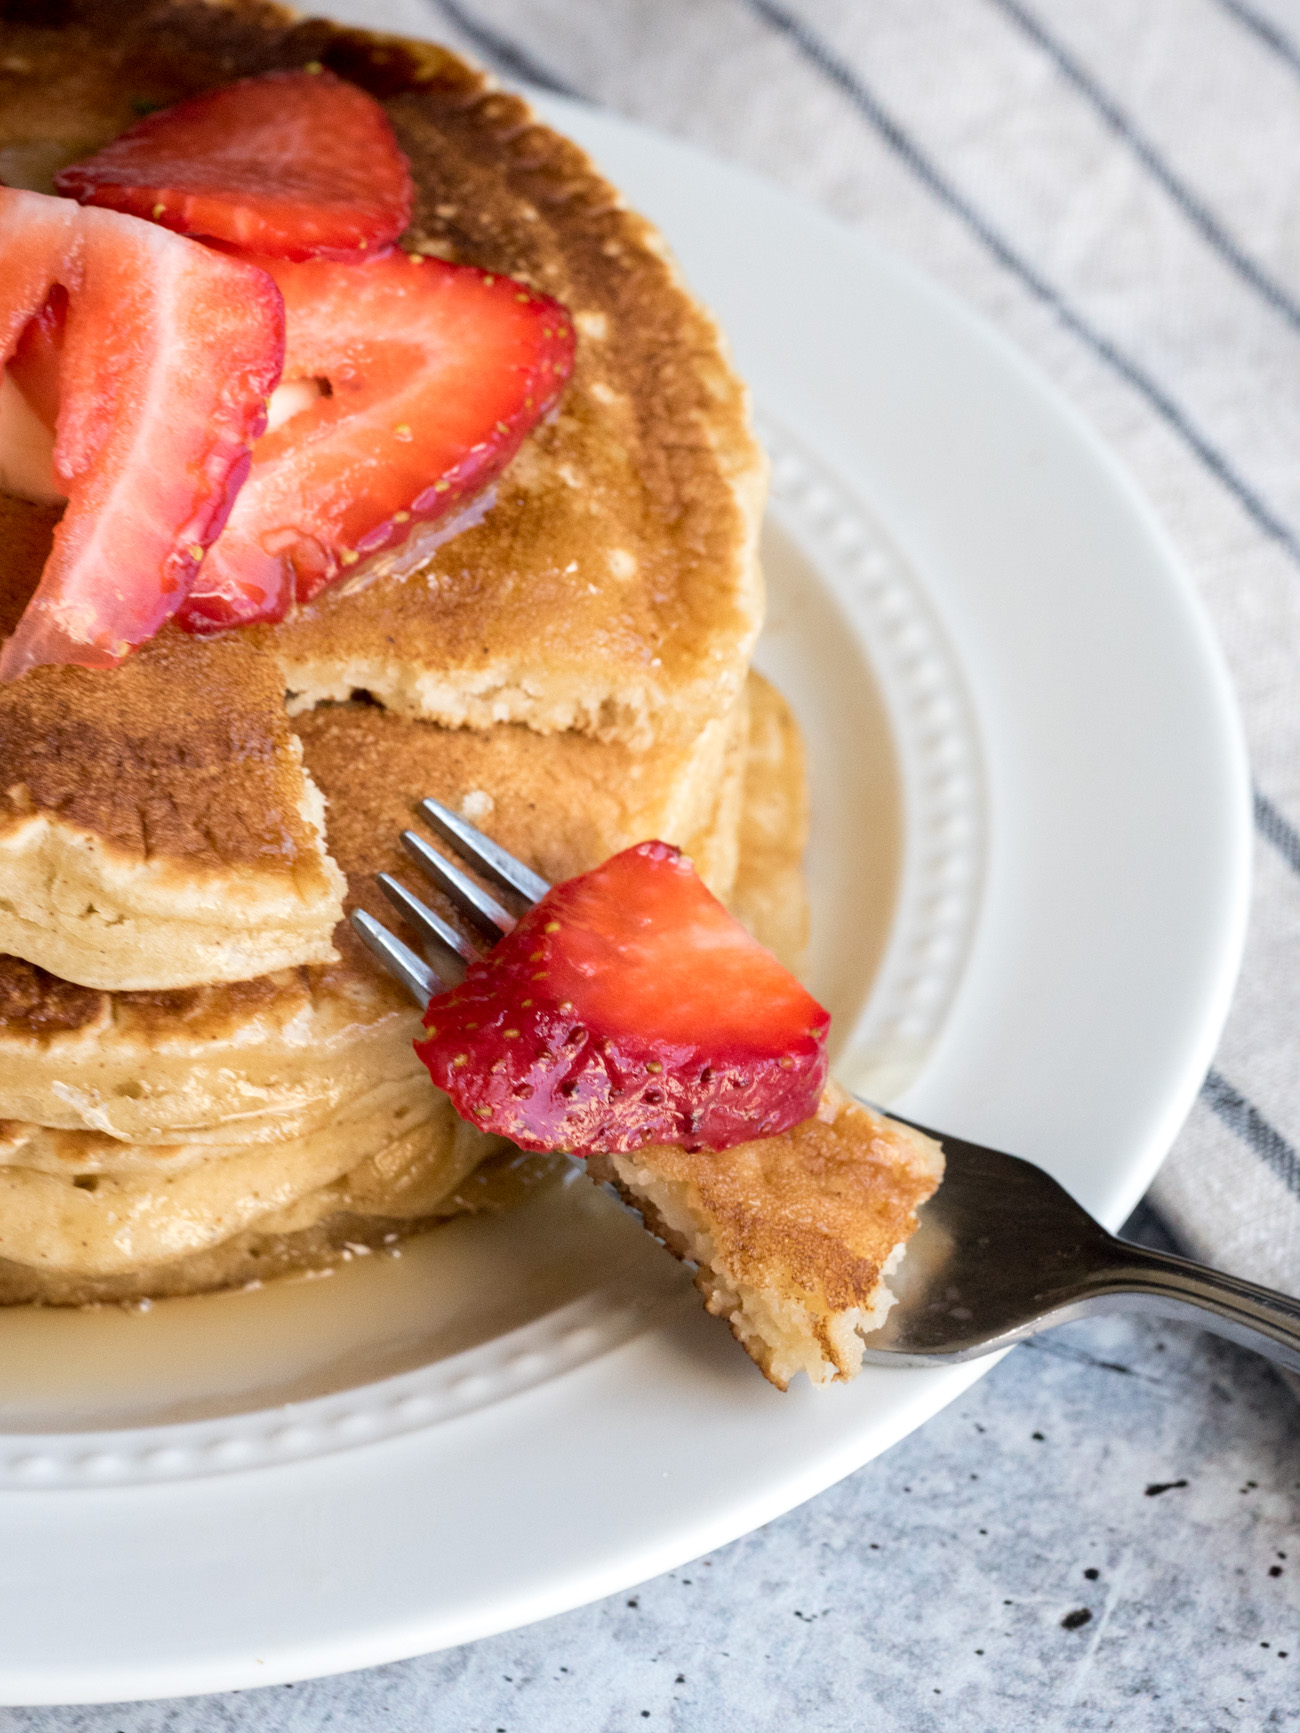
[425,0,580,96]
[985,0,1300,340]
[1213,0,1300,82]
[1202,1069,1300,1201]
[1254,788,1300,878]
[741,0,1300,571]
[742,0,1300,874]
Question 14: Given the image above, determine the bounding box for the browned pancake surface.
[0,627,321,872]
[0,952,307,1043]
[601,1094,939,1316]
[297,697,729,909]
[0,4,763,745]
[267,76,761,735]
[0,541,342,985]
[0,501,328,888]
[588,1086,944,1387]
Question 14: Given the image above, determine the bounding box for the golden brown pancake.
[0,676,808,1304]
[0,1089,505,1289]
[731,669,811,973]
[0,1142,562,1307]
[588,1083,944,1389]
[0,1,764,747]
[0,1,765,998]
[295,686,748,926]
[0,9,914,1363]
[0,676,767,1146]
[0,631,345,993]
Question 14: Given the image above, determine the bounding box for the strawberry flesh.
[55,70,412,262]
[415,842,831,1157]
[0,188,284,679]
[177,250,575,632]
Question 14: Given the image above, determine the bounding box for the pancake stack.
[0,2,800,1305]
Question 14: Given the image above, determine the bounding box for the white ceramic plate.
[0,98,1250,1706]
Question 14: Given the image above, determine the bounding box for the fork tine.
[401,829,516,938]
[418,796,551,906]
[350,909,441,1009]
[377,872,477,966]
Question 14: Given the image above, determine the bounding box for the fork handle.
[1087,1236,1300,1374]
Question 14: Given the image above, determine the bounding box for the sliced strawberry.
[177,250,575,632]
[0,188,283,680]
[415,842,831,1158]
[55,70,412,261]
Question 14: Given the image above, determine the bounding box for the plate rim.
[0,96,1252,1705]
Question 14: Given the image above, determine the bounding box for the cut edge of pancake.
[0,1126,529,1307]
[0,1080,496,1279]
[279,608,762,753]
[0,749,346,992]
[0,1003,426,1149]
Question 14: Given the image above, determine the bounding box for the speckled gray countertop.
[2,1208,1295,1733]
[3,0,1300,1721]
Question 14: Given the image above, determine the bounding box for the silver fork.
[355,802,1300,1376]
[351,795,550,1006]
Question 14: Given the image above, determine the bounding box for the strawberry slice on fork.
[0,187,283,680]
[177,250,575,632]
[414,841,831,1159]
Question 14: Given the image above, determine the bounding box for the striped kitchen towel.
[329,0,1300,1297]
